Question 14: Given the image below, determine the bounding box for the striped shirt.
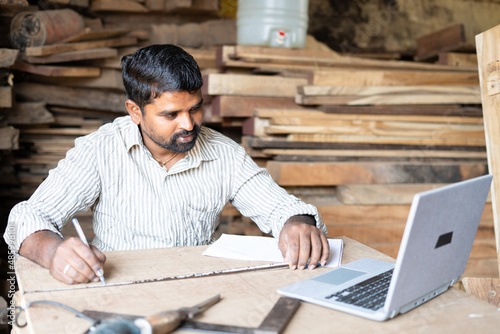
[5,116,326,252]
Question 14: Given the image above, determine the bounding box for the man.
[4,44,329,285]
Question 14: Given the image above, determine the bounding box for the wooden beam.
[203,73,308,97]
[266,161,488,186]
[4,102,54,124]
[11,62,101,77]
[24,37,138,57]
[212,96,306,117]
[415,24,475,62]
[0,127,19,150]
[15,82,127,113]
[476,23,500,276]
[0,87,12,108]
[312,68,479,86]
[21,47,118,65]
[0,49,19,67]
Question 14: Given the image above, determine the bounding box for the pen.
[72,218,106,284]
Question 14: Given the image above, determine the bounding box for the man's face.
[131,90,204,153]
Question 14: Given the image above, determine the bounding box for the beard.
[143,124,201,153]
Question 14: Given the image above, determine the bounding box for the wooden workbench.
[13,236,500,333]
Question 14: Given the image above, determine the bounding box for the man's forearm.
[19,230,64,269]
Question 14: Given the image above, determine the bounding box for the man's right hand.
[19,230,106,285]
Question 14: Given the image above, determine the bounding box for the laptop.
[278,174,493,321]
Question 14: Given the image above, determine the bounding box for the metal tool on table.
[85,294,221,334]
[83,296,300,334]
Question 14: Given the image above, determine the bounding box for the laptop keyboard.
[325,269,394,311]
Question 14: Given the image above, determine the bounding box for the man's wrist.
[286,214,316,226]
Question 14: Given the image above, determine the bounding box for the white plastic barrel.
[236,0,309,48]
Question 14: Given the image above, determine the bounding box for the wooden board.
[0,48,18,67]
[312,68,479,87]
[203,73,308,97]
[3,102,54,125]
[212,96,307,117]
[476,23,500,276]
[11,62,101,77]
[415,24,475,62]
[21,47,118,65]
[15,82,127,113]
[24,37,138,57]
[266,161,488,186]
[0,127,19,150]
[219,45,478,72]
[0,87,12,108]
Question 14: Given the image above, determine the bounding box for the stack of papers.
[203,234,343,268]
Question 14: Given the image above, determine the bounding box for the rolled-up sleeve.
[229,150,327,238]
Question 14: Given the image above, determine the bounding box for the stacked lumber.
[206,43,495,277]
[0,1,226,238]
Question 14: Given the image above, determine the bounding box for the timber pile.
[0,0,227,235]
[206,42,494,276]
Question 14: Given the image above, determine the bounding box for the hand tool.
[23,262,289,294]
[82,296,300,334]
[85,294,221,334]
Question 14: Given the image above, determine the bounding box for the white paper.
[203,234,343,267]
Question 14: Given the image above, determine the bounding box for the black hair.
[121,44,203,112]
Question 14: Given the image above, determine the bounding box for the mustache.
[171,124,200,141]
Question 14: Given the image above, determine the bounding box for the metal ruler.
[23,262,289,294]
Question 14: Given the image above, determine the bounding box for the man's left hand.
[278,215,329,270]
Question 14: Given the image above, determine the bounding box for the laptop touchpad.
[313,267,366,285]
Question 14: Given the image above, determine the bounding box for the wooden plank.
[11,62,101,77]
[253,108,484,124]
[203,73,308,97]
[0,127,19,150]
[0,48,19,67]
[212,96,306,117]
[24,37,138,57]
[15,82,127,113]
[312,68,479,86]
[319,104,484,117]
[28,68,124,91]
[263,123,485,139]
[21,47,118,64]
[266,161,488,186]
[262,149,487,161]
[4,101,54,124]
[462,277,500,306]
[90,0,148,12]
[298,85,480,96]
[336,184,491,205]
[437,52,478,68]
[0,87,12,108]
[295,93,482,106]
[415,24,475,62]
[287,133,485,147]
[476,23,500,275]
[60,28,129,43]
[223,45,478,72]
